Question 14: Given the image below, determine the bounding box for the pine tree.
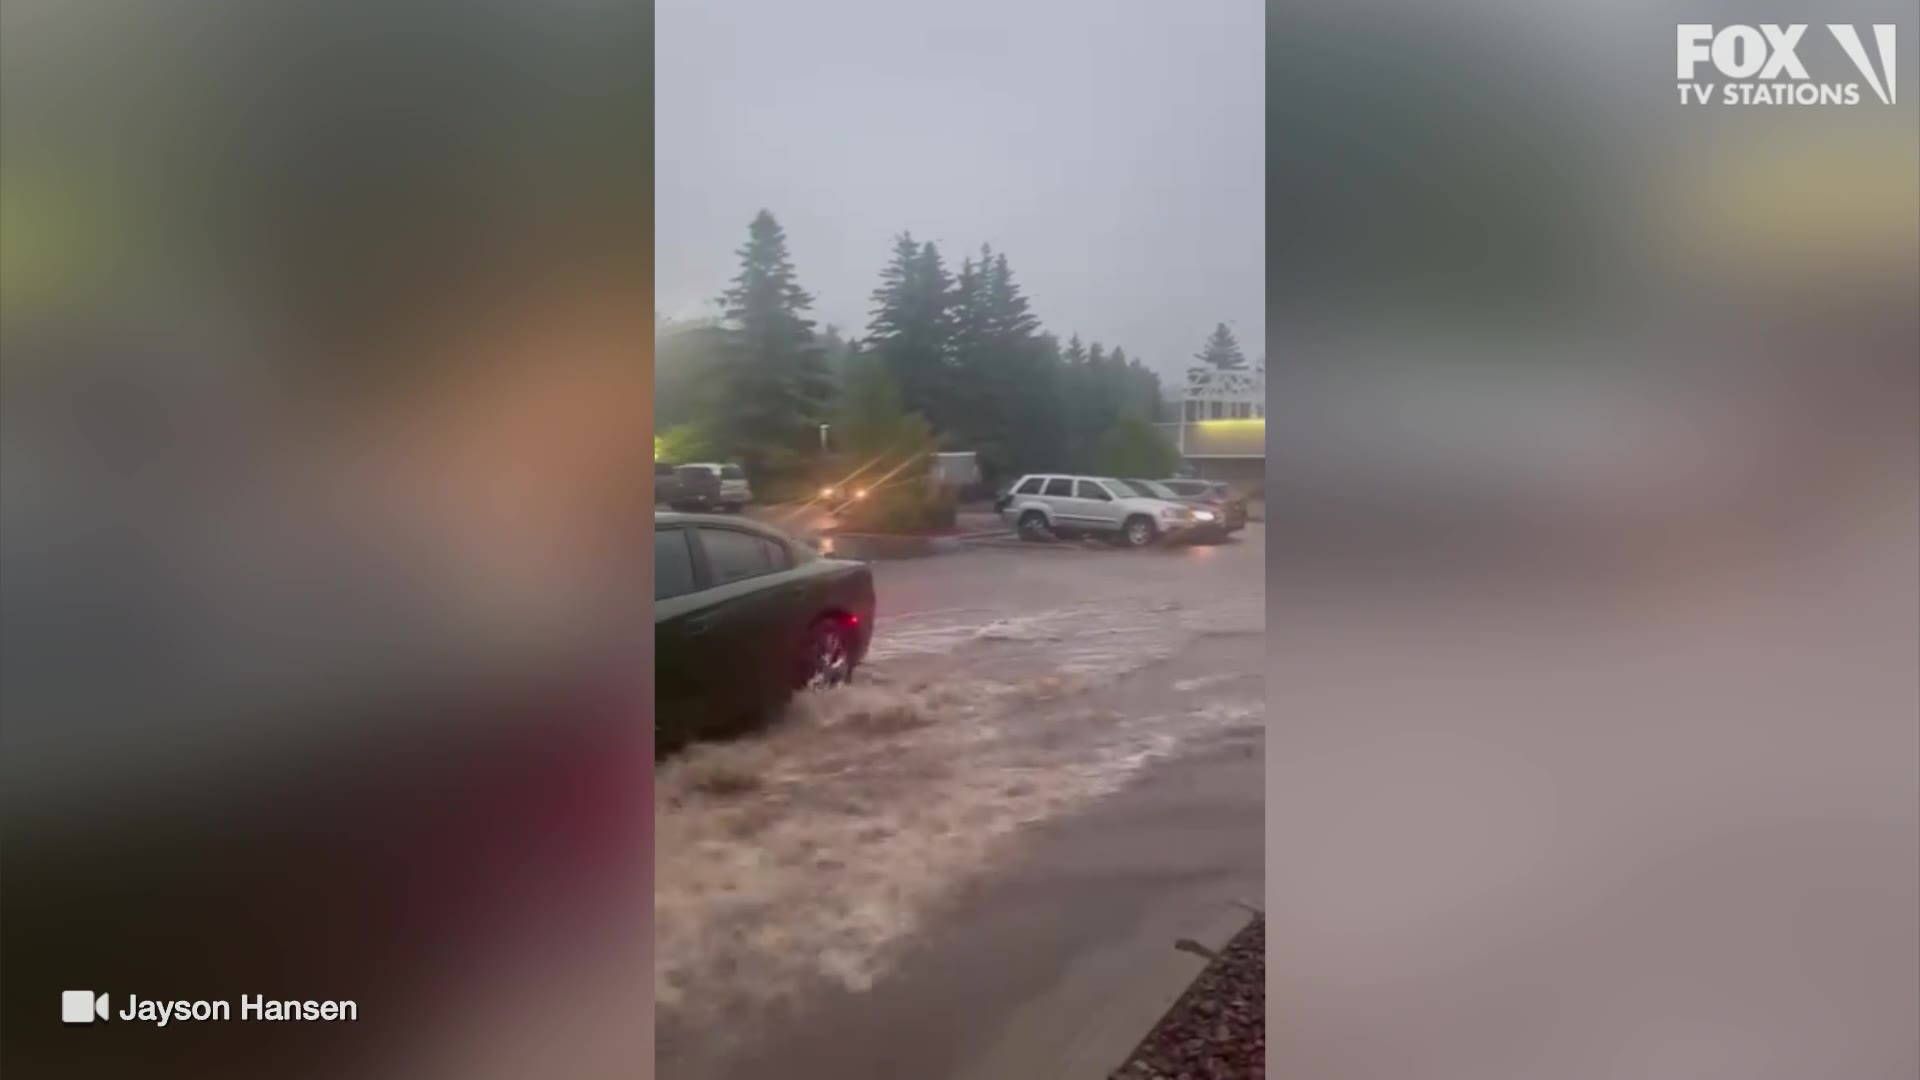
[1195,322,1247,370]
[867,232,921,340]
[818,324,863,398]
[1087,342,1107,369]
[1128,358,1165,421]
[947,252,991,442]
[1014,332,1070,476]
[961,246,1046,476]
[714,209,831,475]
[951,254,989,363]
[1063,334,1087,366]
[983,253,1040,341]
[866,234,955,428]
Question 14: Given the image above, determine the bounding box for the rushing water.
[653,591,1264,1038]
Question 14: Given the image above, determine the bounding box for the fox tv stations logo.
[1677,24,1896,106]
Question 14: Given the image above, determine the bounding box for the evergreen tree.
[946,251,991,443]
[866,234,955,428]
[1195,322,1247,370]
[867,232,921,339]
[956,246,1049,476]
[654,318,730,431]
[983,252,1040,341]
[951,254,989,365]
[1063,334,1087,366]
[1013,332,1070,475]
[1087,341,1107,369]
[1127,358,1165,421]
[713,210,831,475]
[817,324,864,403]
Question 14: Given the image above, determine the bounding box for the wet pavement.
[654,528,1265,1079]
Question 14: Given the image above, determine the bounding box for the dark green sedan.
[653,512,874,752]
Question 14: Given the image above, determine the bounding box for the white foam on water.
[1173,672,1240,693]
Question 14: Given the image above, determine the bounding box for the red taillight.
[846,614,860,626]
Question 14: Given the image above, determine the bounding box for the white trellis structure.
[1160,365,1266,460]
[1178,365,1266,421]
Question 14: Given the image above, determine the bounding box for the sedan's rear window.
[699,527,772,585]
[760,537,791,570]
[655,529,697,600]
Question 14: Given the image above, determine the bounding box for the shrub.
[1092,414,1181,478]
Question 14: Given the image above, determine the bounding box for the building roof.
[1181,365,1265,402]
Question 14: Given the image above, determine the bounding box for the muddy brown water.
[655,536,1266,1078]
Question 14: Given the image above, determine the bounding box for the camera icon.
[62,991,109,1024]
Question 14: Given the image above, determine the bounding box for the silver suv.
[997,474,1213,547]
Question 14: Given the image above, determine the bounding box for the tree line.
[655,210,1253,489]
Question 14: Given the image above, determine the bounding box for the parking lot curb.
[819,532,965,560]
[950,901,1258,1080]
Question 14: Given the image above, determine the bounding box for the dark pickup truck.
[654,462,722,511]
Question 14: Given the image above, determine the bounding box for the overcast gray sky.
[655,0,1264,382]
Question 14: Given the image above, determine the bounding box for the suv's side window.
[655,528,697,600]
[1015,477,1045,495]
[1075,480,1111,501]
[1043,478,1073,497]
[699,527,773,586]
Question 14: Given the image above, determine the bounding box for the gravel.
[1110,916,1264,1079]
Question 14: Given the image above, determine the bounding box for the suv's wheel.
[798,617,854,690]
[1017,510,1052,542]
[1122,515,1158,548]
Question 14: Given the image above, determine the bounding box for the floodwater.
[653,531,1265,1069]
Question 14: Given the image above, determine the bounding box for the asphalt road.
[654,527,1266,1079]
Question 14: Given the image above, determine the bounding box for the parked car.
[681,462,752,510]
[995,473,1213,547]
[653,512,874,751]
[655,462,682,506]
[655,462,722,510]
[1145,478,1249,534]
[1111,478,1239,540]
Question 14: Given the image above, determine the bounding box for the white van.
[682,463,753,510]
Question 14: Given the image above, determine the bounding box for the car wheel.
[1017,510,1052,542]
[1123,515,1158,548]
[798,617,855,690]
